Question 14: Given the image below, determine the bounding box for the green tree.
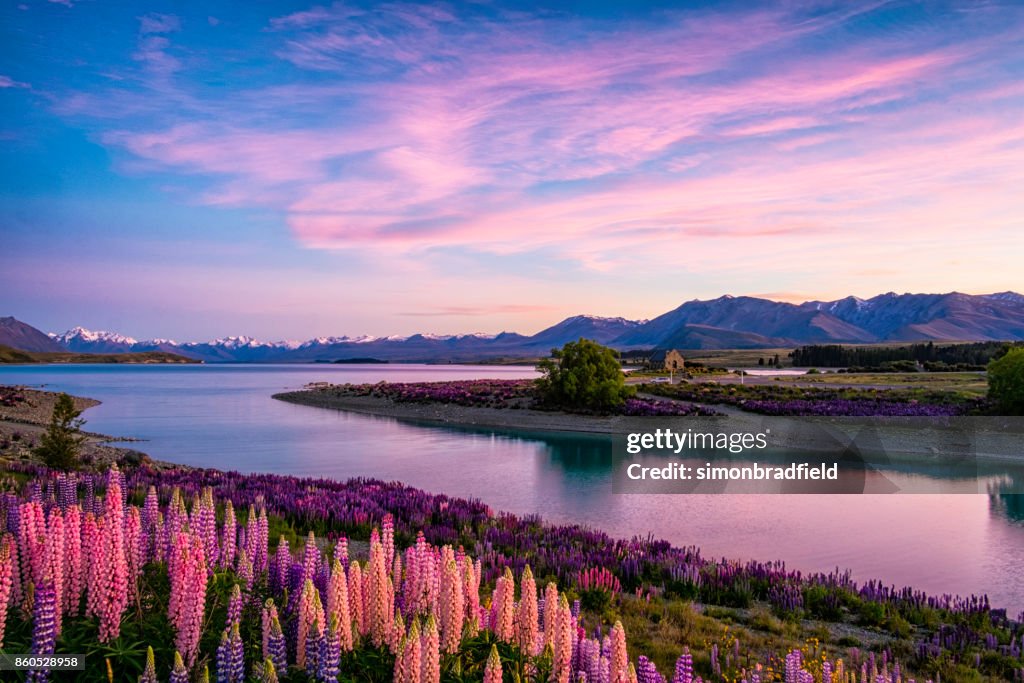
[34,392,87,469]
[988,347,1024,415]
[535,338,634,411]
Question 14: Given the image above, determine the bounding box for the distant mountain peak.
[52,326,139,346]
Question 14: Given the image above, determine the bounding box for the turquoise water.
[1,364,1022,614]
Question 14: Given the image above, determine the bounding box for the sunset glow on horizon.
[2,0,1023,340]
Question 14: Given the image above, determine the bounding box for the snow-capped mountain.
[13,289,1022,362]
[51,327,140,353]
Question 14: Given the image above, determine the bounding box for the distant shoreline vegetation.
[0,343,198,364]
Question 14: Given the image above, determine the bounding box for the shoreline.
[0,386,181,470]
[273,388,1024,465]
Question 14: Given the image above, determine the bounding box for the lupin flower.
[226,584,243,628]
[19,500,46,594]
[421,613,441,683]
[672,648,693,683]
[44,509,64,635]
[552,594,574,683]
[335,536,348,567]
[348,560,366,638]
[27,579,57,683]
[610,621,628,683]
[515,565,539,657]
[62,505,83,616]
[491,567,515,642]
[261,599,278,661]
[483,644,503,683]
[236,548,255,592]
[636,656,665,683]
[326,559,353,651]
[462,557,481,637]
[439,557,464,654]
[138,646,158,683]
[303,531,321,584]
[396,619,422,683]
[305,616,324,679]
[267,613,287,674]
[366,536,392,647]
[82,513,101,619]
[296,578,325,669]
[169,531,208,666]
[382,513,395,569]
[0,534,14,648]
[221,501,236,569]
[97,469,129,643]
[543,582,559,647]
[272,537,290,594]
[124,506,143,605]
[318,613,342,682]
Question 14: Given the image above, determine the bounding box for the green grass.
[773,371,988,396]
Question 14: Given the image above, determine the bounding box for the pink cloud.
[89,2,1024,292]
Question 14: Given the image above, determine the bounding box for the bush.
[34,392,86,469]
[536,338,635,411]
[987,347,1024,415]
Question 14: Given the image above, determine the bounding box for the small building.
[649,349,685,372]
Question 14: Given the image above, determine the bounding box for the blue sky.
[2,0,1023,341]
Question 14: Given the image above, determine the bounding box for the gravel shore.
[273,387,1024,466]
[0,386,175,470]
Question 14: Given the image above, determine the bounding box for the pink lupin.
[334,536,348,567]
[62,505,82,616]
[491,568,515,642]
[44,509,65,635]
[0,534,14,648]
[483,644,502,683]
[438,557,464,654]
[124,506,143,605]
[18,500,46,598]
[326,559,353,651]
[96,466,129,642]
[399,619,422,683]
[610,620,629,683]
[552,595,573,683]
[366,535,391,647]
[169,532,208,666]
[461,557,480,637]
[515,565,539,657]
[420,613,440,683]
[543,582,559,647]
[382,513,395,570]
[348,560,366,638]
[82,513,101,619]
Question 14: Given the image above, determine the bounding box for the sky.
[1,0,1023,341]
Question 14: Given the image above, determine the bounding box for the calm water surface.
[2,364,1022,614]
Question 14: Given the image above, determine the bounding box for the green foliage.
[987,347,1024,415]
[535,339,634,411]
[34,392,86,470]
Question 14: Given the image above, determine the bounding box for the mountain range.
[3,291,1024,362]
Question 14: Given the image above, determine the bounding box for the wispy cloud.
[8,0,1024,336]
[0,75,30,89]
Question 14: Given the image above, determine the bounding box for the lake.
[2,363,1022,615]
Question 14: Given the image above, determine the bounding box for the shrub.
[536,338,635,411]
[988,347,1024,415]
[33,392,86,469]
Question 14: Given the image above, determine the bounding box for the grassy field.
[772,370,988,396]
